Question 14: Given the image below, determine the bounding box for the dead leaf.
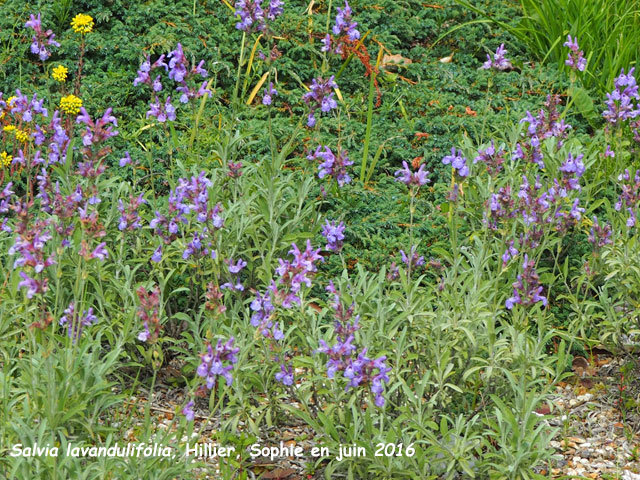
[411,157,423,169]
[579,378,594,389]
[465,106,477,116]
[308,302,322,313]
[535,405,551,415]
[262,468,296,479]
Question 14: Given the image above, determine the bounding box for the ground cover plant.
[1,1,640,479]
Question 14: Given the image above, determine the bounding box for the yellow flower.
[1,151,12,168]
[52,65,69,83]
[6,96,17,110]
[60,94,83,115]
[3,125,16,132]
[15,129,29,143]
[71,14,94,34]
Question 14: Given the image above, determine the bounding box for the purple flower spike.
[262,82,278,105]
[501,240,519,267]
[59,302,98,340]
[275,363,294,386]
[25,13,60,61]
[333,1,360,41]
[308,145,353,187]
[442,147,469,177]
[399,245,424,270]
[235,0,282,33]
[505,254,547,309]
[482,43,512,71]
[151,246,162,263]
[343,349,391,407]
[302,76,339,127]
[603,68,640,125]
[394,161,430,187]
[322,219,346,252]
[182,401,195,421]
[563,35,587,72]
[196,338,239,390]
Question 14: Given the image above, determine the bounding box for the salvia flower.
[614,169,640,227]
[196,338,239,389]
[235,0,266,32]
[59,302,98,340]
[505,254,548,309]
[205,282,227,315]
[502,240,519,267]
[482,43,512,71]
[262,82,278,105]
[558,153,585,191]
[182,401,195,421]
[442,147,469,177]
[89,242,109,261]
[588,216,612,249]
[76,107,119,147]
[321,219,345,252]
[318,335,357,379]
[564,35,587,72]
[275,363,294,386]
[386,262,399,281]
[119,152,132,167]
[308,145,353,187]
[602,68,640,125]
[302,76,338,127]
[605,145,615,158]
[344,349,391,407]
[25,13,60,61]
[151,246,162,263]
[18,271,48,299]
[136,285,162,343]
[221,257,247,291]
[118,193,146,231]
[394,161,430,187]
[333,1,360,41]
[234,0,283,32]
[473,141,505,175]
[267,0,284,20]
[146,96,176,123]
[250,290,276,333]
[227,162,243,178]
[274,240,323,303]
[399,245,424,270]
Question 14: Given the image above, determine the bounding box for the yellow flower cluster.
[6,96,17,109]
[15,129,29,143]
[1,151,12,168]
[3,125,16,133]
[60,95,83,115]
[71,14,94,34]
[52,65,69,83]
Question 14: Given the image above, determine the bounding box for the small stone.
[568,436,586,444]
[577,393,593,402]
[579,450,592,459]
[569,399,579,407]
